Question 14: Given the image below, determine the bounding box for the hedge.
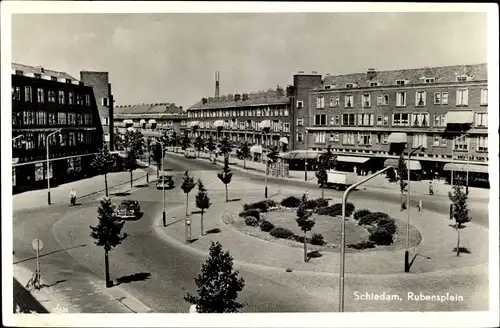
[358,212,383,226]
[310,233,325,246]
[269,227,295,239]
[353,209,371,221]
[239,209,261,220]
[281,196,301,208]
[377,217,397,235]
[369,226,394,245]
[260,220,275,232]
[245,216,260,227]
[314,202,355,217]
[347,240,376,249]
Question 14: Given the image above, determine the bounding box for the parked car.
[184,148,196,159]
[115,200,141,219]
[156,175,175,189]
[323,170,358,190]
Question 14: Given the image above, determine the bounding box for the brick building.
[305,63,488,186]
[11,63,105,192]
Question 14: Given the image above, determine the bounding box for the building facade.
[11,63,104,192]
[114,102,187,139]
[306,64,488,184]
[186,87,293,159]
[80,71,115,150]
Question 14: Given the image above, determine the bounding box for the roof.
[115,103,186,115]
[12,63,78,81]
[315,63,487,91]
[188,88,290,110]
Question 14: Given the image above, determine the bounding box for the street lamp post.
[339,166,394,312]
[46,129,62,205]
[304,129,309,181]
[154,138,166,226]
[451,134,469,193]
[404,144,423,273]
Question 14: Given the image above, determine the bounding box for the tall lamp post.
[46,129,62,205]
[153,138,166,226]
[404,144,423,273]
[339,166,394,312]
[261,122,270,198]
[304,129,309,181]
[451,133,469,193]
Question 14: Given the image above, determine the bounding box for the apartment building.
[114,102,187,139]
[306,64,488,185]
[11,63,104,192]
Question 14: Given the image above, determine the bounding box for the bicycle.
[25,270,40,291]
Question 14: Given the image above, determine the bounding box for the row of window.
[187,132,285,147]
[195,119,291,132]
[12,111,93,126]
[311,112,488,128]
[188,106,290,119]
[12,131,94,150]
[12,86,92,106]
[306,132,488,151]
[322,75,474,90]
[314,88,487,109]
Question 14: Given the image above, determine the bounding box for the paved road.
[163,154,489,228]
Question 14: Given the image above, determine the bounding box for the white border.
[2,2,499,328]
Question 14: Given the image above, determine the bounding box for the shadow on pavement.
[453,247,471,254]
[113,192,131,196]
[187,238,198,243]
[135,184,149,188]
[206,228,221,234]
[40,279,67,289]
[307,250,322,261]
[228,198,241,202]
[115,272,151,286]
[14,244,87,264]
[13,278,49,313]
[409,253,432,269]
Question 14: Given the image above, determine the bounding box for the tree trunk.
[156,163,159,178]
[225,184,228,203]
[303,232,308,262]
[201,210,204,236]
[104,250,111,288]
[321,185,324,199]
[185,194,189,217]
[130,170,133,187]
[243,158,246,170]
[456,226,461,257]
[104,173,108,197]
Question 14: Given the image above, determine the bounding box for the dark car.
[156,175,175,189]
[115,200,141,219]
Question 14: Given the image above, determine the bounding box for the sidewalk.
[166,149,490,201]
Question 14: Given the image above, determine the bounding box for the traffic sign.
[32,238,43,251]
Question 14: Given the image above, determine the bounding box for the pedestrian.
[429,181,434,195]
[69,188,76,206]
[400,190,407,211]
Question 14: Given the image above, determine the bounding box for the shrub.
[293,235,311,243]
[245,216,260,227]
[269,227,295,239]
[372,212,390,220]
[239,209,260,220]
[263,199,277,209]
[347,240,376,250]
[345,202,356,217]
[315,206,333,216]
[243,201,269,213]
[280,196,301,208]
[369,226,394,245]
[354,209,371,221]
[309,198,328,209]
[310,233,325,246]
[358,213,383,226]
[260,220,275,232]
[377,217,397,235]
[316,202,356,217]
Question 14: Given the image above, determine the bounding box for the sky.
[11,12,488,109]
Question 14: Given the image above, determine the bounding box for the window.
[329,116,335,126]
[335,115,340,126]
[102,98,108,107]
[296,100,304,109]
[343,133,355,145]
[315,132,326,144]
[37,133,46,148]
[393,113,409,126]
[344,95,353,108]
[376,133,389,144]
[440,135,447,147]
[433,134,447,147]
[68,132,76,146]
[442,92,448,104]
[86,94,91,106]
[434,114,446,127]
[362,94,371,107]
[316,96,325,109]
[330,96,340,107]
[13,87,21,100]
[296,118,304,127]
[477,136,488,152]
[314,114,327,126]
[84,113,93,125]
[329,132,339,142]
[377,115,383,126]
[480,88,488,105]
[47,90,56,102]
[411,113,429,127]
[48,113,56,125]
[456,76,467,82]
[36,111,46,125]
[345,83,353,88]
[23,111,35,125]
[454,136,468,151]
[103,117,109,125]
[57,90,65,104]
[283,122,290,132]
[25,86,32,102]
[76,94,84,105]
[425,78,435,83]
[396,80,406,85]
[396,92,406,107]
[37,88,44,103]
[412,134,427,148]
[357,113,373,126]
[475,112,488,127]
[370,82,379,87]
[274,109,279,116]
[342,113,356,126]
[25,133,35,150]
[68,112,76,125]
[358,133,371,145]
[58,112,67,125]
[415,91,426,106]
[434,92,442,104]
[297,133,303,142]
[77,132,85,144]
[77,113,83,125]
[284,108,289,116]
[456,89,468,106]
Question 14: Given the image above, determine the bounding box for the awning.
[189,121,199,128]
[279,136,289,144]
[443,163,488,174]
[214,120,224,128]
[250,145,263,154]
[140,119,147,124]
[259,120,271,130]
[282,150,321,160]
[123,119,134,125]
[383,158,422,170]
[445,110,474,124]
[336,156,370,164]
[148,119,157,124]
[387,132,408,144]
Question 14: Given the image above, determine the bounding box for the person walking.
[400,189,407,211]
[429,181,434,195]
[69,188,76,206]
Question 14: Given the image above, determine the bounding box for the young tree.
[181,170,196,217]
[218,137,233,161]
[170,131,178,152]
[206,137,216,162]
[193,135,205,159]
[448,185,471,256]
[217,157,233,203]
[91,144,115,197]
[89,197,128,288]
[113,129,124,151]
[184,241,245,313]
[295,193,315,262]
[195,179,212,236]
[396,154,408,211]
[150,143,163,177]
[315,146,338,199]
[236,142,251,169]
[181,133,192,152]
[122,129,145,187]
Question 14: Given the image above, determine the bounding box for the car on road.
[184,148,196,159]
[115,200,141,219]
[156,175,175,189]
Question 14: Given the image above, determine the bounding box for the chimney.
[235,94,241,101]
[286,85,295,97]
[179,106,183,110]
[35,66,44,74]
[276,85,284,97]
[215,70,220,98]
[367,68,377,80]
[202,98,208,104]
[208,97,214,103]
[242,93,249,101]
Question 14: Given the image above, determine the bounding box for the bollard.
[146,172,149,183]
[185,217,192,243]
[418,199,422,211]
